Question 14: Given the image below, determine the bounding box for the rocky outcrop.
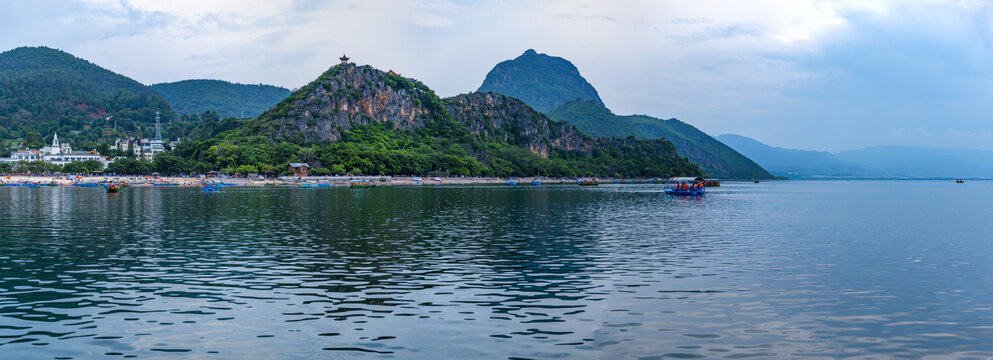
[255,64,594,158]
[445,92,590,157]
[257,65,431,142]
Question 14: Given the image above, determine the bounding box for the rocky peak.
[256,64,434,142]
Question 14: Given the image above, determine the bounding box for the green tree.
[62,160,103,174]
[106,158,152,175]
[152,152,189,175]
[310,167,332,176]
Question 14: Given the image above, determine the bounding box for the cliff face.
[256,65,591,158]
[257,65,432,142]
[445,92,590,157]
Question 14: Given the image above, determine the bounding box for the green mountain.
[478,49,603,112]
[151,79,290,119]
[546,99,642,139]
[0,46,174,148]
[547,99,771,179]
[175,63,702,177]
[478,49,771,179]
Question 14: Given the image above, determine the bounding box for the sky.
[2,0,992,152]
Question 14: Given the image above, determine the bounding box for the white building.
[0,133,112,169]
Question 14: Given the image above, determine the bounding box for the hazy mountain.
[836,146,993,178]
[477,49,603,112]
[716,134,864,177]
[547,99,771,179]
[151,79,290,119]
[175,63,702,177]
[718,134,993,178]
[0,46,174,146]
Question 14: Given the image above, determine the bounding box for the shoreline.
[0,175,663,187]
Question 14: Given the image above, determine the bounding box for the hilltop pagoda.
[339,54,350,66]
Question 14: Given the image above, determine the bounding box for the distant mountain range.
[151,79,290,119]
[480,50,771,179]
[717,133,993,178]
[0,46,174,147]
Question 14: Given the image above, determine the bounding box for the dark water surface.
[1,181,992,359]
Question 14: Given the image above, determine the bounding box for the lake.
[1,181,992,359]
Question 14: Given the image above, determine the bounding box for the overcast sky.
[2,0,992,152]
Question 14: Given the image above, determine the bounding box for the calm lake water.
[1,181,992,359]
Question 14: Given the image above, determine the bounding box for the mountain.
[175,63,702,177]
[717,134,993,178]
[478,49,603,112]
[0,46,174,147]
[836,146,993,178]
[479,50,770,179]
[151,79,290,119]
[546,99,770,179]
[546,99,643,139]
[716,134,863,178]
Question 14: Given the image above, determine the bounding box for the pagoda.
[339,54,350,66]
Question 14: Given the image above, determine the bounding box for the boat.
[349,181,375,189]
[956,179,965,183]
[531,180,542,185]
[105,184,121,193]
[203,183,218,192]
[704,178,720,187]
[754,180,760,183]
[664,177,705,196]
[505,181,517,185]
[301,182,319,188]
[578,179,599,186]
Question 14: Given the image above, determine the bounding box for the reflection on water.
[1,182,992,359]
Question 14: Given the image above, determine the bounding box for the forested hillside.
[151,79,289,119]
[0,46,174,149]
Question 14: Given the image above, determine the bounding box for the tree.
[152,152,189,175]
[14,161,62,174]
[0,163,11,173]
[106,158,152,175]
[98,142,111,156]
[232,164,258,174]
[310,167,331,176]
[62,160,103,174]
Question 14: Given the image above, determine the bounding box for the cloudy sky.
[2,0,992,152]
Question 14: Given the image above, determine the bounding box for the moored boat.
[956,179,964,183]
[577,178,599,186]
